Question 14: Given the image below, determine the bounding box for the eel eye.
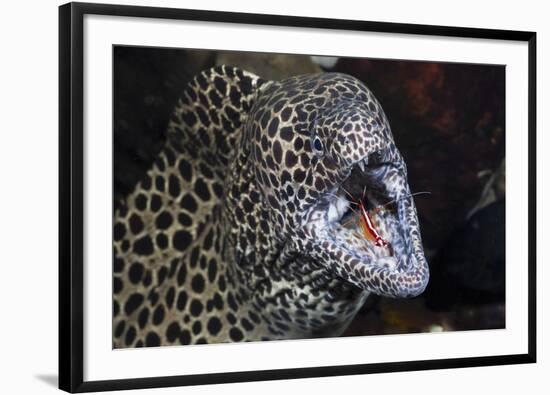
[313,136,323,153]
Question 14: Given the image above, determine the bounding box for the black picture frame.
[59,2,537,392]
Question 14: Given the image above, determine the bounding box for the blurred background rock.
[114,46,505,336]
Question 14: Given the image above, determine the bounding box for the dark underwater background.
[114,46,505,336]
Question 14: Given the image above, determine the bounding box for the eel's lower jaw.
[302,205,429,297]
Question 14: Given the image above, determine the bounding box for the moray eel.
[113,65,429,347]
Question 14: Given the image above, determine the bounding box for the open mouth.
[300,156,430,297]
[305,159,404,271]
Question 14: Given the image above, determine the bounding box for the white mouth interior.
[304,170,400,271]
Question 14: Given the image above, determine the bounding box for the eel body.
[113,66,429,347]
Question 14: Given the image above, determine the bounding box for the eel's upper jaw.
[301,158,429,297]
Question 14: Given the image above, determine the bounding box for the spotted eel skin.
[112,65,429,347]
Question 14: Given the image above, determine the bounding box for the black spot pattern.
[155,211,173,229]
[180,194,197,212]
[178,159,193,182]
[112,66,429,348]
[191,274,205,293]
[124,293,143,316]
[166,322,181,342]
[145,332,160,347]
[173,231,192,252]
[194,178,211,201]
[128,262,144,284]
[229,327,244,341]
[132,236,154,256]
[207,317,222,336]
[153,305,165,325]
[190,299,203,317]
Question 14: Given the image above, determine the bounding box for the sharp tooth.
[358,161,365,172]
[327,203,339,223]
[336,195,349,216]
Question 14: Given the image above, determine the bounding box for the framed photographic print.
[59,2,537,392]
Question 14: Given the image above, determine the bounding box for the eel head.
[249,73,429,298]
